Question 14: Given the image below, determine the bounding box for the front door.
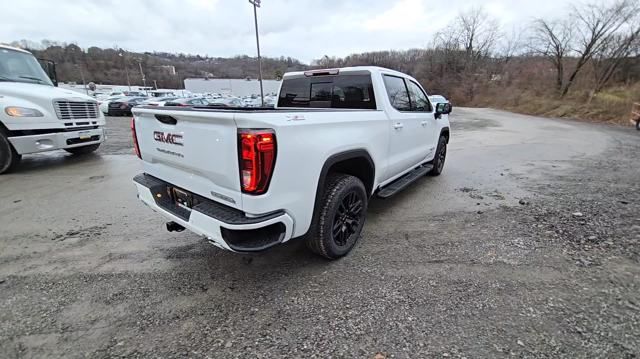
[382,75,426,180]
[405,79,438,162]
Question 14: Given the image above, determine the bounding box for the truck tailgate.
[133,108,242,209]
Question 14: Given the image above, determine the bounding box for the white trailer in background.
[183,78,281,97]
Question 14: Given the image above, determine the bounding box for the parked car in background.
[163,98,209,107]
[107,97,147,116]
[107,90,147,98]
[263,96,277,107]
[98,96,124,114]
[428,95,452,114]
[242,97,261,107]
[207,97,243,107]
[141,96,179,107]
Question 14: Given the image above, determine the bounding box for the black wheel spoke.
[331,189,366,247]
[349,200,363,215]
[332,218,343,237]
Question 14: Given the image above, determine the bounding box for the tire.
[428,135,447,176]
[636,119,640,131]
[0,131,21,174]
[306,174,368,259]
[65,143,100,155]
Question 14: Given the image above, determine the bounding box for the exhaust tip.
[166,221,185,232]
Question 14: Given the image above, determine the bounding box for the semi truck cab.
[0,44,106,174]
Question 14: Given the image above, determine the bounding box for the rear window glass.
[278,74,376,109]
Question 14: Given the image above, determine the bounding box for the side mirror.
[38,59,58,86]
[434,102,448,119]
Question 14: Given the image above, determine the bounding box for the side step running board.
[376,164,433,198]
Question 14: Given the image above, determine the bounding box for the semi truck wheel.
[306,174,367,259]
[65,143,101,155]
[0,131,21,174]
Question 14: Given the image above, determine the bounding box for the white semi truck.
[0,44,106,174]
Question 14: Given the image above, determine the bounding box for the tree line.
[314,0,640,108]
[10,0,640,117]
[9,39,306,89]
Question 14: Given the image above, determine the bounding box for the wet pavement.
[1,109,639,358]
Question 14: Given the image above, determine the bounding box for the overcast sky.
[3,0,582,63]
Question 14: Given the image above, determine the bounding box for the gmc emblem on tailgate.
[153,131,183,146]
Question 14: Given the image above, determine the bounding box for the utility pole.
[249,0,264,106]
[137,60,146,88]
[76,64,87,95]
[119,52,131,90]
[71,47,88,95]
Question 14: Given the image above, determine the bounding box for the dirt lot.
[1,109,639,358]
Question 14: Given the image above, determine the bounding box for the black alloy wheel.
[332,191,364,247]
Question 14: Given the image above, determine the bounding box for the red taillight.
[238,129,276,195]
[131,117,141,159]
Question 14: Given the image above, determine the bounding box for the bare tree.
[529,19,573,94]
[562,0,639,97]
[456,7,501,65]
[591,9,640,93]
[499,26,525,63]
[436,7,501,101]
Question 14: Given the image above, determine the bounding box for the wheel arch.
[440,127,450,143]
[317,149,376,197]
[301,149,375,240]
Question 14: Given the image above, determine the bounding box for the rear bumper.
[8,128,104,155]
[133,173,294,252]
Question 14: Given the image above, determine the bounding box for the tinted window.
[278,78,310,107]
[310,82,332,108]
[383,75,411,111]
[278,74,376,109]
[407,81,432,112]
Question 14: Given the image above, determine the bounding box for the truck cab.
[0,44,106,174]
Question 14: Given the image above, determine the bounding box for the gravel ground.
[0,111,639,358]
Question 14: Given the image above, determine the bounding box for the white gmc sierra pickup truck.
[132,67,450,259]
[0,44,105,174]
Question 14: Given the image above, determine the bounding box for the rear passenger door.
[382,75,426,179]
[405,80,437,162]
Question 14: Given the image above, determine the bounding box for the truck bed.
[132,105,386,216]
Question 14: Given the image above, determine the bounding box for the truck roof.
[283,66,409,79]
[0,44,32,54]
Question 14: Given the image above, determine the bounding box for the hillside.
[10,40,307,89]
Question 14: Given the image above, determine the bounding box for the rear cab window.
[383,74,432,112]
[278,73,376,109]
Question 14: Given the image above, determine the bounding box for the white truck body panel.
[132,66,450,251]
[0,45,106,156]
[0,82,105,132]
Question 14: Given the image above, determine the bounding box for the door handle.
[393,122,404,129]
[420,121,428,126]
